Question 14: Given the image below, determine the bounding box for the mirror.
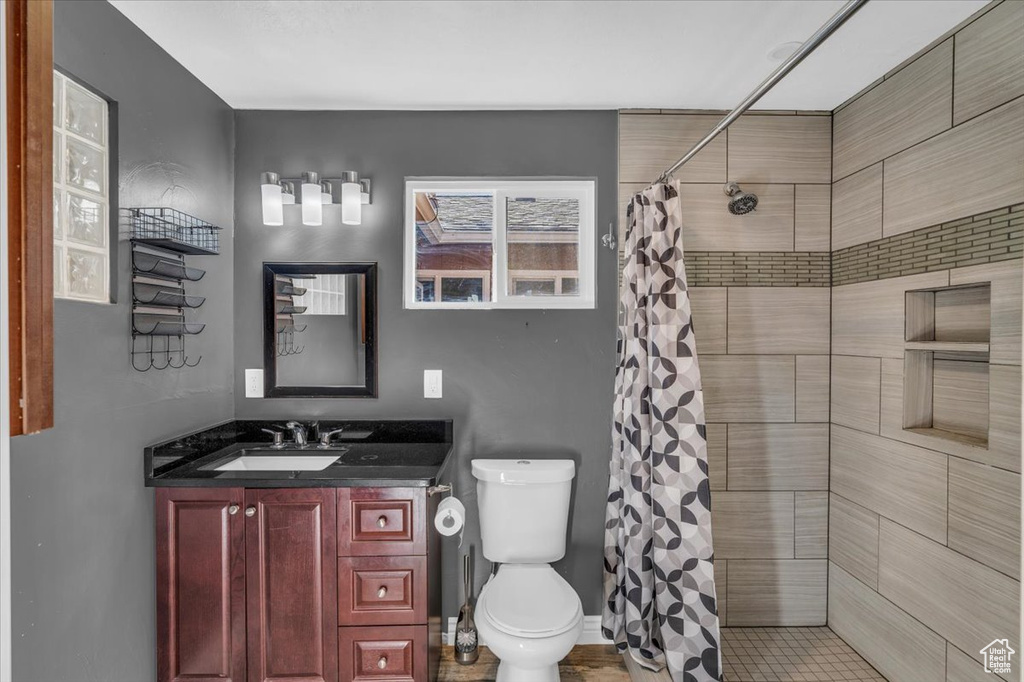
[263,262,377,398]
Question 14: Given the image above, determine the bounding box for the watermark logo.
[980,639,1015,675]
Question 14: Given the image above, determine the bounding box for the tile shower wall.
[827,2,1023,680]
[618,109,833,625]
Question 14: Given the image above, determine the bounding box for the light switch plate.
[245,369,264,398]
[424,369,442,399]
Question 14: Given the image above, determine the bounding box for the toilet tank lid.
[472,459,575,483]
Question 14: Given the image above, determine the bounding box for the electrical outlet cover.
[424,369,442,399]
[245,369,264,398]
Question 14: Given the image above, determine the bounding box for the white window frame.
[404,178,596,310]
[53,70,111,304]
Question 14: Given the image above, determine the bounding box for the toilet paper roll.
[434,496,465,538]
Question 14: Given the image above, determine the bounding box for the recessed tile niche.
[904,283,992,447]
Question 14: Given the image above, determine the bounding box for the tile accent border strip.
[683,252,831,287]
[832,204,1024,287]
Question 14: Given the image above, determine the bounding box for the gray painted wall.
[233,110,617,617]
[10,2,235,680]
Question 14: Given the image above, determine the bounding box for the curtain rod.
[654,0,869,185]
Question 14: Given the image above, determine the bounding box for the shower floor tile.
[723,628,887,682]
[438,626,887,681]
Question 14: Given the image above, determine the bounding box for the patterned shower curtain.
[602,182,721,682]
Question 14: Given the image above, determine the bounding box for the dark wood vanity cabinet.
[156,487,440,682]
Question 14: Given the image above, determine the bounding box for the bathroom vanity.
[145,420,453,682]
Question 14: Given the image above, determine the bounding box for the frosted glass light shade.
[302,182,322,226]
[261,183,283,226]
[341,181,361,225]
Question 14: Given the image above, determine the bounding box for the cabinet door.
[156,487,246,682]
[246,488,338,682]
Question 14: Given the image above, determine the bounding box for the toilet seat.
[480,564,582,639]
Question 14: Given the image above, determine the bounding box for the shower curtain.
[602,182,721,682]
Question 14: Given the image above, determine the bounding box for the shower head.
[724,182,759,215]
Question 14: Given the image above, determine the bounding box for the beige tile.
[830,355,881,433]
[715,559,727,626]
[711,492,794,559]
[727,288,830,354]
[689,287,727,355]
[833,40,953,180]
[828,494,879,589]
[931,358,989,443]
[727,424,828,491]
[953,0,1024,125]
[934,284,991,343]
[795,492,828,559]
[794,184,831,251]
[619,114,726,184]
[828,562,947,682]
[883,97,1024,236]
[989,364,1023,474]
[796,355,830,423]
[947,641,1001,682]
[677,183,795,252]
[706,423,727,491]
[832,271,951,358]
[948,457,1021,579]
[950,259,1022,366]
[830,425,947,542]
[727,115,832,183]
[880,358,1022,473]
[878,519,1020,672]
[831,163,883,250]
[727,560,826,626]
[702,356,795,423]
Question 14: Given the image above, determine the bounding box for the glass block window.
[293,274,347,315]
[53,71,110,303]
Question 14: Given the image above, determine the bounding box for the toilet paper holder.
[427,483,452,496]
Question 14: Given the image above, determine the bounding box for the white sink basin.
[215,455,342,471]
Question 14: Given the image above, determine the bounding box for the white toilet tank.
[472,459,575,563]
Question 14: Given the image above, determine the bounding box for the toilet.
[472,459,583,682]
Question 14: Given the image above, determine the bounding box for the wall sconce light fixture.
[260,170,372,226]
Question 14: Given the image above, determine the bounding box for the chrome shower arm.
[653,0,869,185]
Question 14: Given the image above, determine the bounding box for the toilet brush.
[454,553,479,664]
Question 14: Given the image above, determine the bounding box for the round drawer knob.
[228,504,240,516]
[245,506,256,517]
[377,586,388,599]
[377,656,388,669]
[377,515,388,528]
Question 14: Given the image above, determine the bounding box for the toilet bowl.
[471,459,582,681]
[475,564,584,682]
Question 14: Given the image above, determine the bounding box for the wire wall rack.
[275,275,306,357]
[130,213,217,371]
[125,207,221,255]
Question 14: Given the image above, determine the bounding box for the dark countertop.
[145,419,454,488]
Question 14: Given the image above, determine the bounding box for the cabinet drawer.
[339,625,427,682]
[338,488,426,556]
[339,556,427,626]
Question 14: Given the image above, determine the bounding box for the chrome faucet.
[318,428,345,449]
[284,421,308,446]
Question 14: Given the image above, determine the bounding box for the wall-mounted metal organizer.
[274,274,308,357]
[126,208,220,371]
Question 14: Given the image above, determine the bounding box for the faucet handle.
[261,428,285,447]
[318,428,346,448]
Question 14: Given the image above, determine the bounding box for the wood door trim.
[5,0,54,435]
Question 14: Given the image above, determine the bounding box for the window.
[293,274,347,315]
[405,179,595,309]
[53,70,111,302]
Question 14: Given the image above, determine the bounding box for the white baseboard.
[444,615,612,646]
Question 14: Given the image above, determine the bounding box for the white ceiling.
[108,0,988,111]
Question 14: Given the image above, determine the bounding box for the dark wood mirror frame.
[262,262,378,398]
